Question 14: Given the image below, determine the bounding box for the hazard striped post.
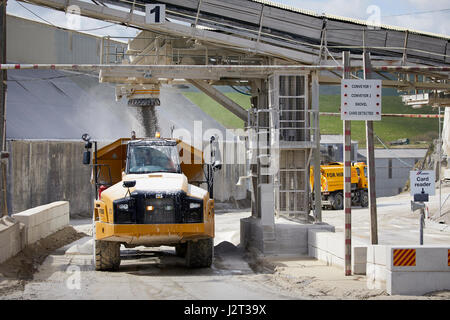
[343,51,352,276]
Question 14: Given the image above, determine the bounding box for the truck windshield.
[127,144,181,174]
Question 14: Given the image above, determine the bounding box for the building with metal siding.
[6,14,126,64]
[358,149,427,197]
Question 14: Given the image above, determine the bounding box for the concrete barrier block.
[57,215,68,229]
[28,226,37,244]
[366,263,387,290]
[0,246,10,264]
[353,247,367,264]
[353,263,366,275]
[53,202,69,218]
[388,245,450,272]
[387,270,450,296]
[62,213,70,226]
[11,212,33,227]
[367,245,388,265]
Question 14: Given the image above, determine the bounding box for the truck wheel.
[175,243,187,257]
[360,191,369,208]
[185,238,214,268]
[330,192,344,210]
[95,240,121,271]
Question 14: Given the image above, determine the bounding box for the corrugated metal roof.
[251,0,450,40]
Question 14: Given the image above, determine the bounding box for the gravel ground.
[0,191,449,300]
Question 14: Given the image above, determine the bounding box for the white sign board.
[145,4,166,24]
[341,79,382,121]
[410,170,435,196]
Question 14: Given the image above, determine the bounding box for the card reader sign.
[410,170,435,196]
[341,79,382,121]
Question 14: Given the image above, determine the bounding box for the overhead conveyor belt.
[97,0,450,67]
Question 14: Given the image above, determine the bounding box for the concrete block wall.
[387,245,450,295]
[240,217,334,256]
[366,245,450,295]
[12,201,69,245]
[366,245,388,290]
[0,216,24,264]
[308,229,367,275]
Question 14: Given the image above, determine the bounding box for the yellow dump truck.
[81,133,221,270]
[310,162,368,210]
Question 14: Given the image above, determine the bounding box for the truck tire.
[185,238,214,268]
[330,192,344,210]
[175,243,187,257]
[360,190,369,208]
[95,240,121,271]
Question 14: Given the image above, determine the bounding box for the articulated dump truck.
[310,162,369,210]
[81,133,221,271]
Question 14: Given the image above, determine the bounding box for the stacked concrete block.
[366,245,450,295]
[386,245,450,295]
[308,229,367,274]
[12,201,69,245]
[366,245,388,290]
[240,216,335,256]
[0,216,24,263]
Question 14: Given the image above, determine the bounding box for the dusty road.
[0,211,305,300]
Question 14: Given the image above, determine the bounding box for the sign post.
[410,170,435,245]
[342,51,352,276]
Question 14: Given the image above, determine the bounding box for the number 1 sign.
[145,4,166,24]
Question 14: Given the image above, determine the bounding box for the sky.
[6,0,450,40]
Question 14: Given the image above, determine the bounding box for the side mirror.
[210,135,222,171]
[123,180,136,188]
[82,133,91,142]
[212,160,222,171]
[83,150,91,165]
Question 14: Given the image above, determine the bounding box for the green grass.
[319,95,439,147]
[183,92,439,148]
[183,92,251,129]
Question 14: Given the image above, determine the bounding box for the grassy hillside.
[183,92,439,147]
[182,92,251,129]
[319,95,439,147]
